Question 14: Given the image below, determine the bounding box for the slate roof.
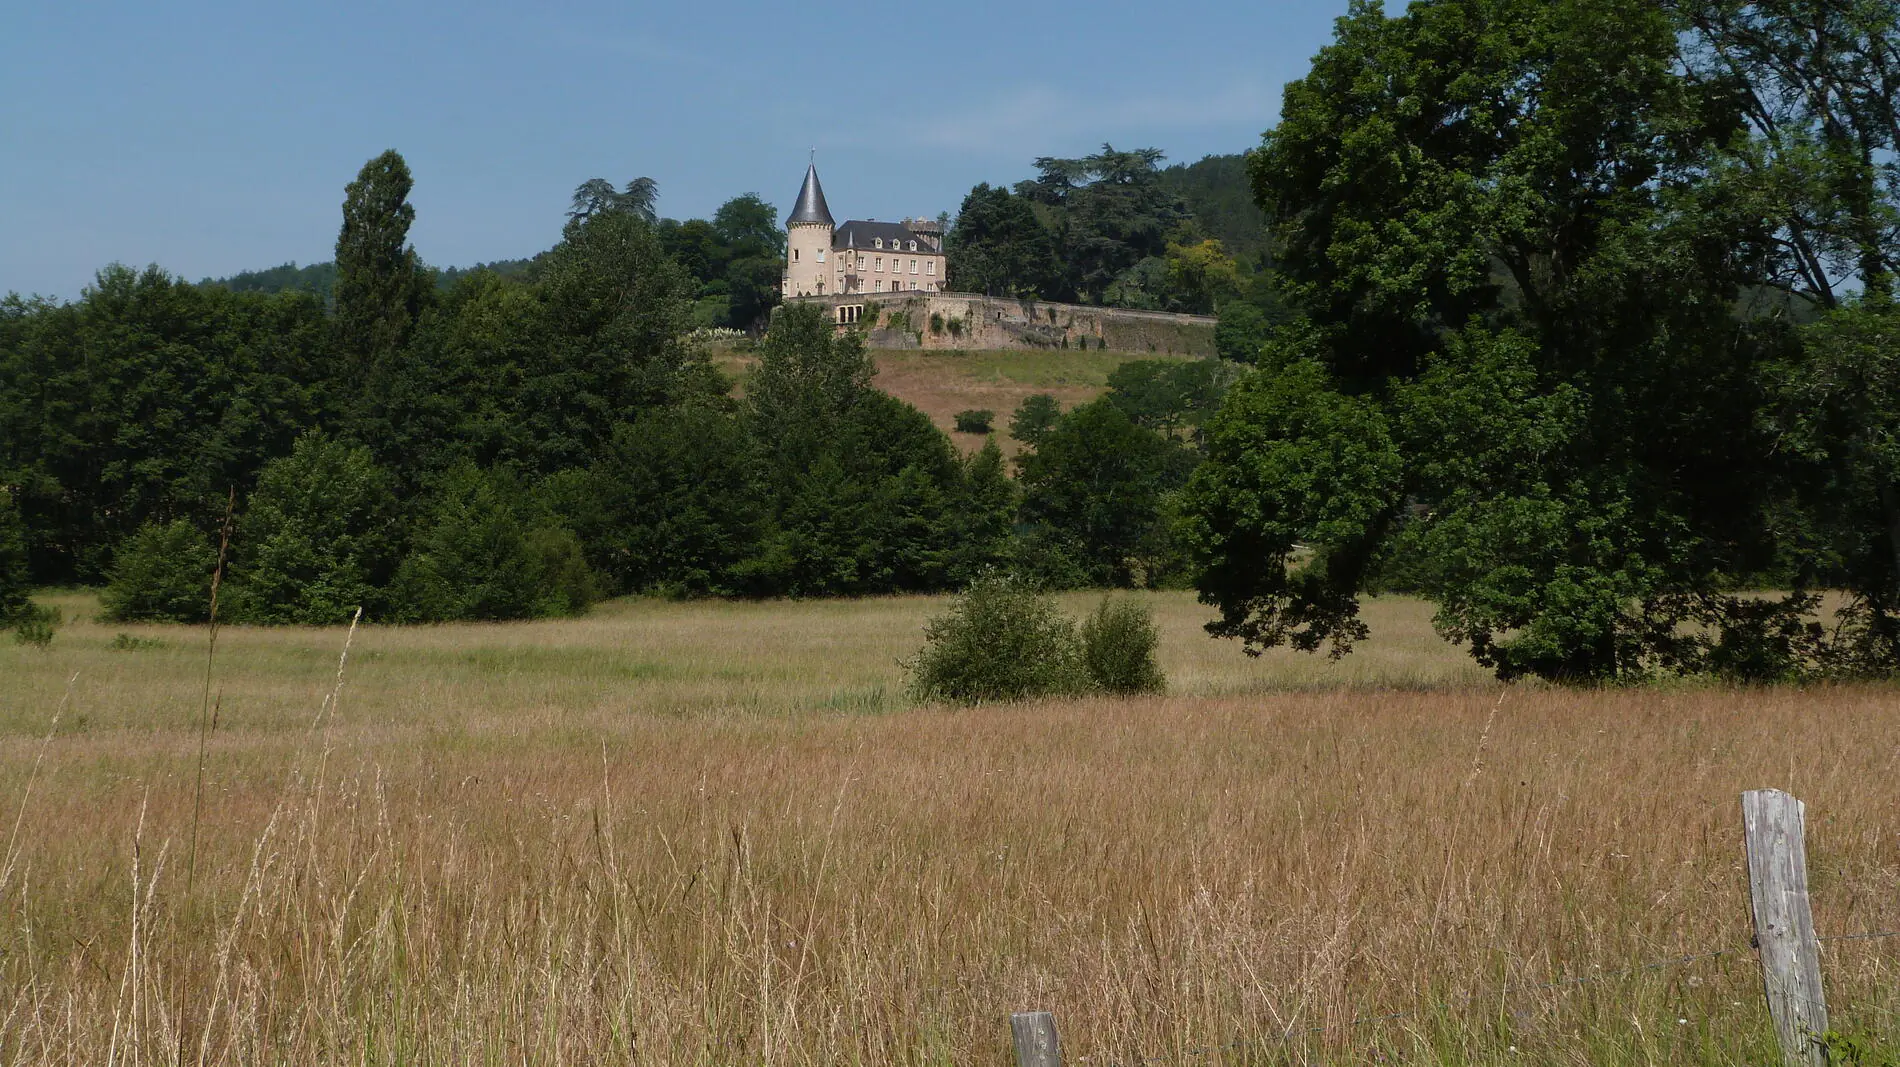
[832,220,942,254]
[787,163,834,227]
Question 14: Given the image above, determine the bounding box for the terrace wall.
[787,292,1218,357]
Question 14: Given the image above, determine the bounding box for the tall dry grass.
[1,591,1896,1065]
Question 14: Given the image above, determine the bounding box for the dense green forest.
[940,147,1292,366]
[1159,154,1270,263]
[943,146,1268,315]
[6,0,1897,684]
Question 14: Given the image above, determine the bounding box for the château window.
[908,240,917,251]
[875,257,883,271]
[874,238,883,249]
[927,260,935,275]
[817,249,825,263]
[793,249,799,261]
[910,259,918,273]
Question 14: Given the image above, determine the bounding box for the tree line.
[0,150,1228,630]
[940,146,1301,374]
[202,177,789,335]
[205,150,1277,326]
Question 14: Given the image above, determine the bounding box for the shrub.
[1818,1030,1900,1066]
[953,409,995,434]
[1081,596,1165,693]
[930,312,945,334]
[3,492,59,648]
[101,520,217,623]
[907,575,1087,704]
[109,633,166,651]
[12,604,60,649]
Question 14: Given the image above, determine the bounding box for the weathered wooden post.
[1742,789,1829,1067]
[1011,1011,1063,1067]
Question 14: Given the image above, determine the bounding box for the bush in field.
[1081,596,1165,694]
[101,520,217,623]
[12,604,59,649]
[907,574,1086,704]
[953,408,994,434]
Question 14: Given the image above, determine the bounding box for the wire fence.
[1070,929,1900,1066]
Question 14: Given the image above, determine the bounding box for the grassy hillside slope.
[715,346,1195,455]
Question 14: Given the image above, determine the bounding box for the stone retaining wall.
[787,292,1217,357]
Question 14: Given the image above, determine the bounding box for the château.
[781,163,946,299]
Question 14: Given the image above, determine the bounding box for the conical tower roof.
[787,162,833,227]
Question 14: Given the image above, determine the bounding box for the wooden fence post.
[1010,1011,1062,1067]
[1742,788,1829,1067]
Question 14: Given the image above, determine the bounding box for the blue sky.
[0,0,1348,299]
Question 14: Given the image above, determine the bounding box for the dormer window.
[908,240,917,251]
[874,237,883,249]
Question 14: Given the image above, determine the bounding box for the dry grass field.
[2,590,1897,1065]
[712,346,1191,456]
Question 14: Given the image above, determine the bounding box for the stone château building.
[782,163,946,300]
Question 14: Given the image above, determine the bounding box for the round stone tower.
[783,162,835,299]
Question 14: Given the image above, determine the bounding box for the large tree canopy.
[1671,0,1900,307]
[569,176,659,223]
[1187,0,1893,681]
[1016,145,1191,305]
[945,183,1060,298]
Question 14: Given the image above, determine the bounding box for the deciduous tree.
[227,432,399,625]
[1191,0,1813,680]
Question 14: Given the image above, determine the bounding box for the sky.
[0,0,1349,299]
